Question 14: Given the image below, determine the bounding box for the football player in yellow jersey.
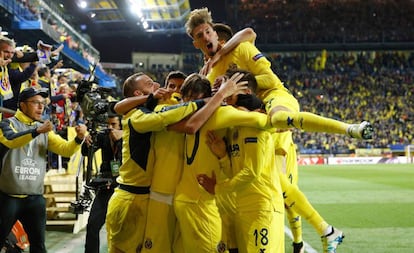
[208,23,251,253]
[141,71,187,253]
[185,9,357,252]
[199,23,342,253]
[113,71,184,115]
[223,68,345,253]
[106,72,222,253]
[163,70,186,101]
[108,71,247,253]
[198,92,285,253]
[167,73,275,253]
[185,7,373,141]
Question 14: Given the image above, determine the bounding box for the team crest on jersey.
[253,53,264,61]
[144,238,152,249]
[216,240,227,253]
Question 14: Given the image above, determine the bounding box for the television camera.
[76,80,118,127]
[69,79,118,214]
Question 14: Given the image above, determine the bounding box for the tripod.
[69,120,102,214]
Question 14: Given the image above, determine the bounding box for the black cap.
[18,87,48,103]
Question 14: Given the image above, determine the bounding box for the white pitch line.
[285,225,318,253]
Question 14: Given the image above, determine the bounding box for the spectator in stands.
[0,36,37,114]
[0,36,63,116]
[55,84,74,130]
[10,48,40,91]
[37,65,67,121]
[56,73,69,87]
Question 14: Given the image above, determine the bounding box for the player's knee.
[270,109,292,128]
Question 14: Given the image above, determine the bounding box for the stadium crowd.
[2,41,412,157]
[270,50,413,154]
[180,49,413,154]
[228,0,414,44]
[3,1,413,155]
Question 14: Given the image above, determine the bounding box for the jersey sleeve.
[237,42,284,91]
[206,106,271,130]
[47,131,81,157]
[0,120,36,149]
[129,100,204,133]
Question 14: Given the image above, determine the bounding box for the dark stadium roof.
[59,0,225,62]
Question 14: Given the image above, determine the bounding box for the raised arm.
[113,87,172,115]
[220,27,256,55]
[167,72,247,134]
[113,95,149,115]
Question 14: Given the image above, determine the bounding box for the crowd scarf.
[36,48,51,65]
[0,65,14,102]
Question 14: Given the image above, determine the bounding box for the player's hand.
[200,53,221,76]
[217,72,247,99]
[153,87,171,101]
[197,172,216,194]
[199,61,209,76]
[199,57,214,76]
[109,129,123,141]
[210,75,225,96]
[36,120,53,134]
[206,130,227,159]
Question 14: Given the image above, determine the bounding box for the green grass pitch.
[284,163,414,253]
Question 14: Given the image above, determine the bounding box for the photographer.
[82,112,122,253]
